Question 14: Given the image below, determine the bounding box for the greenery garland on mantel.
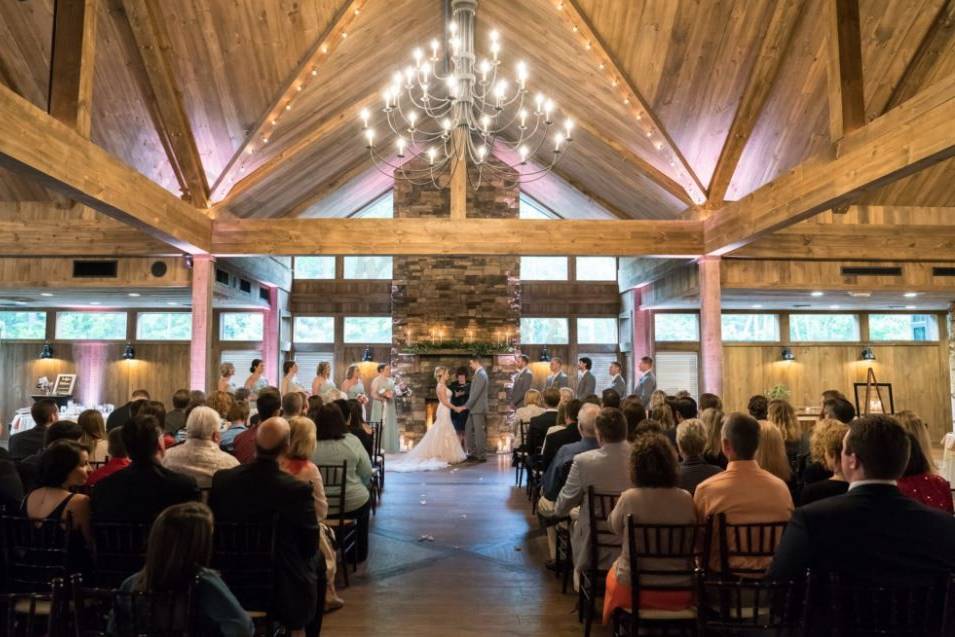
[400,340,516,357]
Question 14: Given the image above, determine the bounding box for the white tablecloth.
[9,405,112,435]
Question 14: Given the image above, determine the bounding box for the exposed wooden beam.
[617,257,693,291]
[120,0,210,208]
[209,0,366,202]
[882,0,955,113]
[704,72,955,255]
[707,1,805,205]
[450,129,467,219]
[826,0,866,142]
[557,0,707,205]
[0,84,212,253]
[48,0,98,138]
[212,218,703,257]
[732,224,955,261]
[218,256,293,291]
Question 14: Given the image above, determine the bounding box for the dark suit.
[209,458,323,631]
[677,457,722,495]
[91,462,200,523]
[541,422,581,471]
[0,459,24,511]
[8,425,48,461]
[106,402,135,432]
[527,410,558,455]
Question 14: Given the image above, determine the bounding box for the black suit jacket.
[91,461,200,524]
[8,425,47,461]
[106,402,134,432]
[541,422,581,471]
[527,411,558,455]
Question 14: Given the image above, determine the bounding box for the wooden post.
[189,255,214,392]
[450,128,467,219]
[949,303,955,432]
[49,0,98,139]
[262,287,281,387]
[698,257,723,396]
[826,0,865,142]
[631,288,654,383]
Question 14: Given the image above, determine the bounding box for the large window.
[869,314,939,341]
[577,318,618,344]
[575,257,616,281]
[344,316,392,343]
[789,314,860,342]
[654,313,699,342]
[220,312,264,341]
[56,312,128,340]
[520,317,569,344]
[136,312,191,340]
[343,256,392,279]
[294,256,335,279]
[721,314,780,342]
[352,192,393,218]
[293,316,335,343]
[0,311,46,339]
[520,256,568,281]
[519,193,558,219]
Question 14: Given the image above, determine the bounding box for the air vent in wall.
[840,266,902,277]
[259,287,270,301]
[215,268,230,285]
[239,279,252,293]
[932,267,955,277]
[73,260,117,278]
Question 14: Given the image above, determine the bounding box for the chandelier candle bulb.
[477,145,487,162]
[563,118,574,140]
[553,132,563,152]
[365,128,375,148]
[396,137,407,158]
[519,108,528,128]
[360,108,370,129]
[519,145,529,163]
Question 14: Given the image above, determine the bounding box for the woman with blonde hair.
[801,419,849,505]
[558,386,574,405]
[895,410,937,472]
[649,404,675,430]
[515,388,546,447]
[311,361,337,401]
[389,367,466,471]
[648,390,667,411]
[341,364,369,417]
[700,408,726,468]
[217,362,236,393]
[755,420,791,484]
[78,409,108,462]
[768,399,809,459]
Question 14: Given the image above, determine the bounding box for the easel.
[862,367,887,415]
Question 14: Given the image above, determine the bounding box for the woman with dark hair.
[347,398,373,455]
[244,359,268,396]
[898,431,953,513]
[448,366,471,446]
[281,361,305,396]
[117,502,253,636]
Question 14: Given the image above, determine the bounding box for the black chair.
[212,518,277,634]
[71,573,200,636]
[513,419,528,487]
[317,462,360,588]
[695,569,810,636]
[716,513,788,578]
[368,420,385,493]
[2,577,68,637]
[611,517,705,637]
[91,521,150,588]
[579,487,622,637]
[829,572,955,637]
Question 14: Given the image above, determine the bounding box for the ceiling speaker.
[150,261,168,277]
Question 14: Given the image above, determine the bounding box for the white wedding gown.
[390,383,467,472]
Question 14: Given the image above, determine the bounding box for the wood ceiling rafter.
[826,0,866,142]
[209,0,366,203]
[553,0,707,206]
[48,0,98,139]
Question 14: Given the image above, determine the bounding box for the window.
[294,256,335,279]
[654,313,699,342]
[56,312,128,340]
[520,256,568,281]
[352,192,393,218]
[789,314,860,342]
[520,317,569,344]
[619,316,632,353]
[869,314,939,341]
[519,193,558,219]
[344,316,392,343]
[721,314,780,342]
[220,312,264,341]
[577,318,618,344]
[136,313,191,340]
[575,257,616,281]
[343,256,392,279]
[293,316,335,343]
[655,352,699,400]
[0,311,46,340]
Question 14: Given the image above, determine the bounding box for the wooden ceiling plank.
[280,152,380,219]
[826,0,866,142]
[882,0,955,114]
[0,84,212,254]
[48,0,98,139]
[120,0,210,208]
[209,0,366,202]
[707,0,805,206]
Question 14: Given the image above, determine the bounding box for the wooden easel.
[862,367,887,415]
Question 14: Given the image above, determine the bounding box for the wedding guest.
[649,404,675,430]
[700,408,727,468]
[220,400,250,453]
[163,407,239,489]
[0,455,23,511]
[548,397,572,441]
[621,397,647,442]
[768,399,809,467]
[601,389,621,409]
[634,356,656,407]
[165,389,190,435]
[648,389,667,412]
[78,409,109,462]
[449,366,471,446]
[516,389,545,426]
[16,420,84,493]
[699,393,722,412]
[281,361,306,396]
[607,361,626,399]
[675,419,722,495]
[370,364,399,453]
[576,357,596,399]
[244,359,268,396]
[106,389,150,432]
[747,395,769,421]
[541,399,583,470]
[86,428,130,487]
[347,399,373,455]
[218,362,237,393]
[189,390,207,406]
[821,396,855,424]
[209,391,234,424]
[545,357,569,390]
[898,431,953,513]
[234,389,282,464]
[895,410,938,473]
[800,419,849,505]
[9,398,58,460]
[282,392,306,419]
[527,388,561,455]
[755,420,792,484]
[510,355,533,408]
[311,362,337,401]
[332,396,350,421]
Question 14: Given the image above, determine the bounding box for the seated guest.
[209,391,235,423]
[189,390,208,409]
[604,434,697,623]
[307,395,324,416]
[601,389,621,409]
[312,404,374,563]
[526,388,562,455]
[78,409,108,462]
[633,420,663,438]
[346,398,373,456]
[700,408,727,468]
[675,419,722,495]
[768,399,809,471]
[17,419,84,492]
[541,399,583,471]
[542,404,601,503]
[895,410,938,473]
[86,428,130,487]
[118,502,253,637]
[106,389,150,431]
[211,418,324,637]
[515,389,546,432]
[554,408,633,573]
[220,400,250,453]
[800,419,849,505]
[165,389,191,435]
[768,415,955,585]
[332,397,350,422]
[821,396,855,424]
[163,407,239,489]
[694,413,793,573]
[9,398,58,460]
[754,420,792,484]
[747,395,769,422]
[898,431,953,513]
[648,390,667,412]
[92,415,200,523]
[620,397,647,442]
[233,388,281,464]
[546,398,571,442]
[699,393,722,412]
[282,391,305,419]
[650,404,675,430]
[663,396,697,447]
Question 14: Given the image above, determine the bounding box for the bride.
[390,367,467,472]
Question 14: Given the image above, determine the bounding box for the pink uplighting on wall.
[73,342,109,406]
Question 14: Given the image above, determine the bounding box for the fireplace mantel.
[397,350,515,357]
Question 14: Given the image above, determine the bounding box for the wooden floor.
[323,455,589,636]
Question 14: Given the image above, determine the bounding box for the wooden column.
[262,287,281,387]
[49,0,98,138]
[189,255,214,391]
[949,303,955,432]
[698,257,723,396]
[449,128,467,219]
[631,287,654,373]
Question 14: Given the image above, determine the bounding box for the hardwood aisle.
[322,455,587,636]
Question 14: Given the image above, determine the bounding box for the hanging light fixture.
[40,342,54,359]
[780,347,795,361]
[861,346,876,361]
[122,343,136,360]
[539,347,552,362]
[362,347,375,362]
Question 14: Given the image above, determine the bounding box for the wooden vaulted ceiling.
[0,0,954,223]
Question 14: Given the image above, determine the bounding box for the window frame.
[574,257,617,282]
[293,256,337,280]
[788,313,861,343]
[653,312,700,342]
[867,313,941,343]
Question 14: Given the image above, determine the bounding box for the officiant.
[448,366,470,446]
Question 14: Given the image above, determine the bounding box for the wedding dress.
[390,382,467,472]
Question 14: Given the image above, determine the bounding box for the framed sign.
[52,373,76,397]
[853,381,894,415]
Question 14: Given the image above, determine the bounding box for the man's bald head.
[255,417,290,459]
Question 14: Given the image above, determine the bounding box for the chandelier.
[359,0,573,188]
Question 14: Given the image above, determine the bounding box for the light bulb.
[441,118,452,133]
[360,108,370,128]
[535,93,545,113]
[413,48,423,65]
[477,145,487,162]
[480,114,491,131]
[490,41,500,58]
[563,118,574,138]
[427,147,437,165]
[449,21,458,35]
[479,59,491,81]
[553,132,563,152]
[519,108,528,127]
[392,71,403,86]
[494,79,509,100]
[365,128,375,147]
[396,136,406,157]
[519,145,529,163]
[407,111,418,129]
[430,38,440,57]
[516,61,528,87]
[544,99,554,122]
[404,66,415,84]
[421,62,432,77]
[490,29,499,42]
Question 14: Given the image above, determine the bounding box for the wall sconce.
[40,342,54,359]
[781,347,795,361]
[361,347,374,362]
[122,343,136,360]
[539,347,552,362]
[861,346,876,361]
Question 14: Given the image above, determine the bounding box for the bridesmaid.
[370,364,399,453]
[341,364,369,417]
[280,360,306,396]
[217,363,237,393]
[311,362,337,400]
[243,359,268,397]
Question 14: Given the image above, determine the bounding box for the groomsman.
[510,355,533,408]
[545,357,569,390]
[576,357,596,399]
[635,356,656,406]
[607,361,626,398]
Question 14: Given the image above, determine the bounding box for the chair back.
[71,573,199,636]
[829,572,954,637]
[0,514,73,593]
[211,518,276,616]
[318,461,350,519]
[369,421,384,464]
[585,487,621,573]
[626,516,705,593]
[517,419,527,448]
[696,569,810,635]
[2,577,68,637]
[717,513,788,578]
[92,521,151,588]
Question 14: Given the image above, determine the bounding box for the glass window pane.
[520,256,568,281]
[869,314,939,341]
[294,256,336,279]
[520,317,569,344]
[353,192,393,218]
[344,316,392,343]
[654,314,699,342]
[519,193,557,219]
[577,318,618,344]
[0,311,46,339]
[720,314,780,342]
[789,314,860,342]
[56,312,128,340]
[220,312,264,341]
[293,316,335,343]
[575,257,616,281]
[136,313,192,340]
[343,256,392,279]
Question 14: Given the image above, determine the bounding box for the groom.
[456,354,488,462]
